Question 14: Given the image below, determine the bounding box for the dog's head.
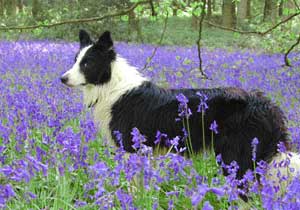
[61,30,116,87]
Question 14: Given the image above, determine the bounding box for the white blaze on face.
[61,45,92,87]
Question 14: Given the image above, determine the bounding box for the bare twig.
[205,11,300,67]
[0,0,149,31]
[142,12,169,71]
[284,33,300,66]
[197,0,209,79]
[204,12,300,36]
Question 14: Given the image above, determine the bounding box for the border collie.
[61,30,300,180]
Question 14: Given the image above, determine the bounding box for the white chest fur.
[82,56,147,146]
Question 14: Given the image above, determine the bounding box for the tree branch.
[142,12,169,71]
[284,33,300,66]
[204,12,300,36]
[197,0,209,79]
[0,0,150,31]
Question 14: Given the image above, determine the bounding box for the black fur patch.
[110,82,288,178]
[77,30,116,85]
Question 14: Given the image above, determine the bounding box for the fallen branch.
[0,0,150,31]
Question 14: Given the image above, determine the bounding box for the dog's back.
[109,82,291,178]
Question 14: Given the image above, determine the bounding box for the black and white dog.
[61,30,300,179]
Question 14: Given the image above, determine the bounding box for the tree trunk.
[172,0,178,16]
[32,0,41,20]
[263,0,278,23]
[0,0,4,16]
[6,0,17,16]
[212,0,216,11]
[222,0,236,28]
[172,8,178,16]
[246,0,251,19]
[17,0,23,13]
[278,0,283,16]
[128,10,143,42]
[207,0,212,20]
[237,0,250,26]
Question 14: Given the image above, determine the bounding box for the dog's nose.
[60,76,68,84]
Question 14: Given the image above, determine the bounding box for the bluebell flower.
[191,184,209,207]
[176,93,192,119]
[251,137,259,161]
[277,141,287,153]
[203,201,214,210]
[154,130,167,145]
[113,130,124,149]
[170,136,180,152]
[196,92,208,112]
[131,127,146,151]
[209,120,218,134]
[167,199,174,210]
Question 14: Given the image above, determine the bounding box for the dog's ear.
[96,31,113,50]
[79,29,92,48]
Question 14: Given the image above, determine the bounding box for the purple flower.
[113,130,124,149]
[216,154,223,164]
[179,147,186,153]
[209,120,218,134]
[0,184,15,207]
[210,187,225,198]
[166,191,179,197]
[139,144,153,156]
[75,200,87,208]
[191,184,209,207]
[116,189,134,210]
[277,141,287,153]
[154,130,167,145]
[256,160,269,176]
[203,201,214,210]
[168,199,174,210]
[176,93,188,104]
[170,136,180,152]
[152,201,159,210]
[196,92,208,112]
[25,191,37,201]
[251,137,259,161]
[176,93,192,119]
[131,127,146,151]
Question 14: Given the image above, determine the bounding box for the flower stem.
[202,110,206,155]
[186,117,194,156]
